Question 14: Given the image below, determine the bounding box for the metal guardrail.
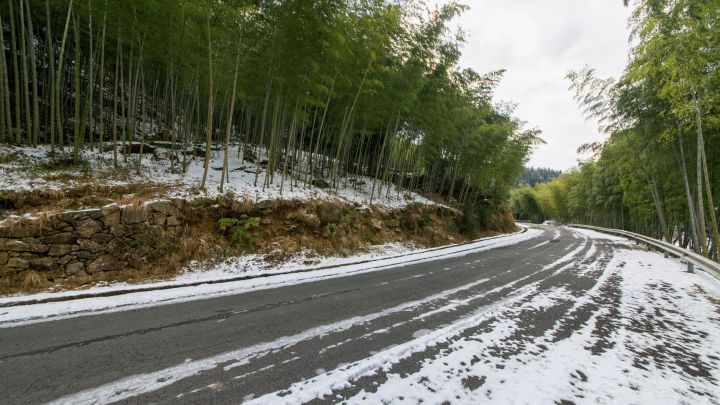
[569,224,720,281]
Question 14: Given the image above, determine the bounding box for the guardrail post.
[664,251,669,259]
[687,262,695,273]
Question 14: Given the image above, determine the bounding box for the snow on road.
[7,227,720,404]
[247,231,720,405]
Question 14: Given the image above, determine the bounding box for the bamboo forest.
[0,0,541,209]
[512,0,720,261]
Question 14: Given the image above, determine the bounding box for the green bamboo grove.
[0,0,541,207]
[511,0,720,261]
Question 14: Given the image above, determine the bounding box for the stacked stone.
[0,200,185,281]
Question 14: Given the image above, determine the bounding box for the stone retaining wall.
[0,200,185,280]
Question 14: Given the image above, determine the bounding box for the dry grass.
[0,182,177,218]
[124,199,150,216]
[30,211,53,234]
[20,271,48,290]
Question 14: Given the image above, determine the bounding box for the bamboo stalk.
[23,0,39,146]
[220,48,241,193]
[8,0,21,143]
[200,14,214,190]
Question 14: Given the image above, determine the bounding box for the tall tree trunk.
[98,3,107,150]
[648,175,670,242]
[254,77,271,188]
[23,0,39,146]
[55,0,74,149]
[112,31,120,169]
[694,92,720,261]
[220,49,241,193]
[696,115,708,256]
[676,135,700,252]
[8,0,21,144]
[17,0,32,145]
[136,75,145,175]
[85,0,94,149]
[45,0,55,147]
[200,15,214,190]
[0,16,12,143]
[73,16,81,162]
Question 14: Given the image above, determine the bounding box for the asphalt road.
[0,226,710,404]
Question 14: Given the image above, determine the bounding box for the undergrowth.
[219,215,261,246]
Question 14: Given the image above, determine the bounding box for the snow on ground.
[0,144,438,209]
[0,228,540,327]
[571,227,629,242]
[246,234,720,404]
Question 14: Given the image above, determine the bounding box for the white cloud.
[434,0,632,170]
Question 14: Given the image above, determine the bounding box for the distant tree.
[515,167,562,187]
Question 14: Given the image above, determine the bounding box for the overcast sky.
[435,0,633,171]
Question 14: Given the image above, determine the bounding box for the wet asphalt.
[0,226,621,404]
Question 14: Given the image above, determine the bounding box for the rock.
[131,223,152,235]
[48,217,70,230]
[75,219,104,238]
[105,238,121,253]
[78,239,104,253]
[166,216,180,226]
[100,210,121,226]
[311,178,331,188]
[295,213,321,229]
[76,251,97,260]
[134,245,153,258]
[22,237,43,245]
[257,199,275,210]
[0,251,7,265]
[30,258,57,272]
[0,239,49,253]
[57,255,75,265]
[44,269,66,281]
[149,201,175,215]
[369,218,384,232]
[0,238,23,251]
[88,255,119,273]
[65,261,85,276]
[321,227,332,239]
[68,274,90,283]
[0,265,17,276]
[57,209,101,222]
[91,233,113,243]
[152,213,167,226]
[89,210,104,220]
[171,198,185,210]
[109,225,126,237]
[40,232,77,245]
[48,244,74,257]
[316,202,343,225]
[7,258,29,270]
[121,206,148,224]
[100,203,120,216]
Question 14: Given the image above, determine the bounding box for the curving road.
[1,226,719,404]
